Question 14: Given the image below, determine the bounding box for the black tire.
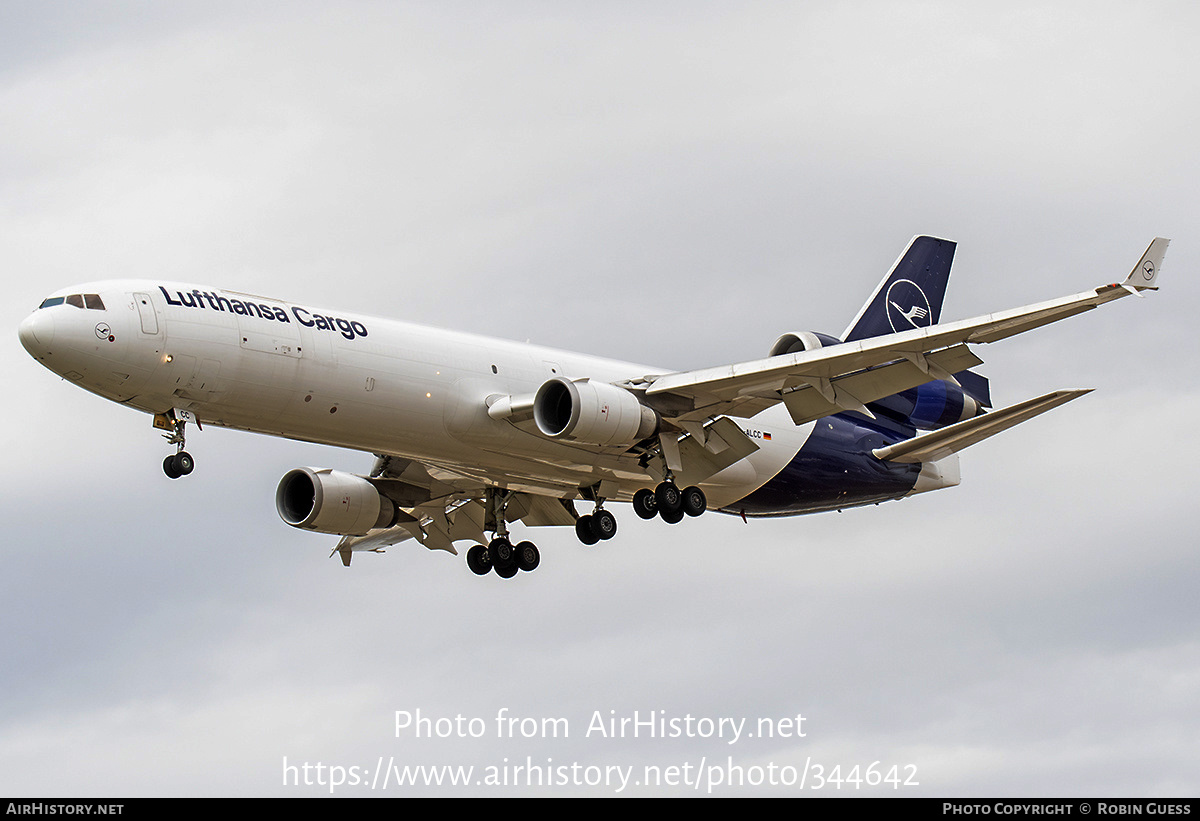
[163,455,182,479]
[516,541,540,572]
[681,485,707,517]
[592,509,617,540]
[490,537,515,568]
[575,515,600,545]
[175,451,195,476]
[655,482,682,514]
[660,506,685,525]
[467,544,492,575]
[494,562,518,578]
[632,488,657,519]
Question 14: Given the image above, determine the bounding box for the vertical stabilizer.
[842,236,956,342]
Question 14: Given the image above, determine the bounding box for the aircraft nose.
[18,310,55,356]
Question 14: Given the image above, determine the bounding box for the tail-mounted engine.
[872,381,983,430]
[276,467,397,536]
[533,377,659,447]
[768,331,843,356]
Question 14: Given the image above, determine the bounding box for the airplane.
[17,236,1169,579]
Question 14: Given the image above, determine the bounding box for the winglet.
[1123,237,1170,291]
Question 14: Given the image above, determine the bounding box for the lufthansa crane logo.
[1142,260,1155,281]
[885,280,933,332]
[94,322,112,340]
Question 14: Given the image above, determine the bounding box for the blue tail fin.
[841,236,956,342]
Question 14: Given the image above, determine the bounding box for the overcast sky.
[2,1,1198,797]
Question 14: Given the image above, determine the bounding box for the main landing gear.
[464,480,708,578]
[574,480,706,546]
[161,415,195,480]
[467,488,541,579]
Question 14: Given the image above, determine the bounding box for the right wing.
[330,455,579,565]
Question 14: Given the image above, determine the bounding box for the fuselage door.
[134,292,159,335]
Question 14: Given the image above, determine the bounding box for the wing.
[642,238,1169,426]
[330,454,578,565]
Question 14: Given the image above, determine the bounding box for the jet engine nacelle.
[276,467,396,536]
[768,331,842,357]
[533,377,659,447]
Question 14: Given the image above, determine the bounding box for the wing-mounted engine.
[530,377,659,447]
[276,467,398,536]
[768,331,842,357]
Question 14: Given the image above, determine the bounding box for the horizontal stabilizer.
[871,389,1091,464]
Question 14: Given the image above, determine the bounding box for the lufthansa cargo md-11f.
[18,237,1169,578]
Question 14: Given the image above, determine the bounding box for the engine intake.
[768,331,842,357]
[276,467,396,535]
[533,377,658,447]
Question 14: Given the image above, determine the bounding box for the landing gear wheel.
[592,509,617,540]
[467,544,492,576]
[655,481,682,514]
[632,488,658,520]
[575,515,600,545]
[681,485,706,517]
[489,537,515,569]
[162,451,194,479]
[494,562,518,579]
[660,507,685,525]
[516,541,540,572]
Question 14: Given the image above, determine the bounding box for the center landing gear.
[160,415,195,479]
[575,507,617,545]
[575,486,618,546]
[467,489,541,579]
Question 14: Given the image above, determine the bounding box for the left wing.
[642,238,1168,425]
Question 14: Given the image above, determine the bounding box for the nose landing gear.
[162,450,194,479]
[157,411,197,479]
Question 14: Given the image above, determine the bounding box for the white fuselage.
[19,281,805,508]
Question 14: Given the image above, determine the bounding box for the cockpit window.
[38,293,106,310]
